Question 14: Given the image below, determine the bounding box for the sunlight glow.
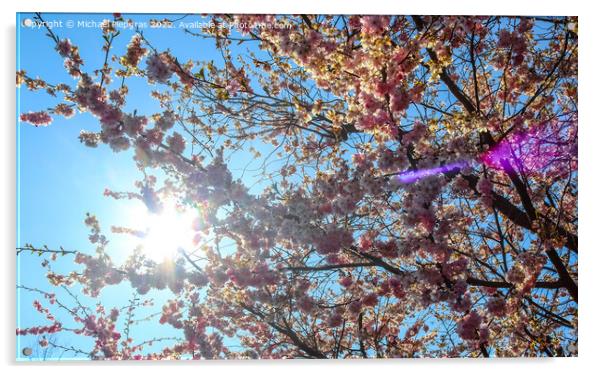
[132,199,198,262]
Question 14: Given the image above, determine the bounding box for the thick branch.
[545,249,578,303]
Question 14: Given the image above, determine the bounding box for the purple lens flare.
[395,120,577,185]
[395,160,470,184]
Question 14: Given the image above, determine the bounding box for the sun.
[131,199,199,262]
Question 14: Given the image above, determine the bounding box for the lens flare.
[395,161,469,184]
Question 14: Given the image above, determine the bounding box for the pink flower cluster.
[17,322,62,336]
[312,226,354,255]
[20,111,53,127]
[360,16,390,35]
[124,35,147,68]
[159,300,184,328]
[487,297,507,317]
[73,75,131,151]
[76,311,122,358]
[74,253,124,296]
[122,114,148,137]
[166,132,186,154]
[146,53,173,83]
[56,39,72,57]
[54,103,75,118]
[496,27,529,66]
[79,130,101,147]
[225,263,280,288]
[457,311,488,344]
[55,38,83,76]
[476,175,494,206]
[377,147,408,173]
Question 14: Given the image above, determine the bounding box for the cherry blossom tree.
[17,13,578,359]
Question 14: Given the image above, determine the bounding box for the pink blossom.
[156,110,176,130]
[327,312,343,327]
[122,114,148,137]
[20,111,52,127]
[487,297,507,317]
[54,104,75,118]
[339,276,353,288]
[146,53,173,83]
[166,132,186,154]
[506,266,526,284]
[56,39,72,57]
[297,296,314,313]
[360,16,390,34]
[362,293,378,307]
[124,35,147,67]
[457,311,483,341]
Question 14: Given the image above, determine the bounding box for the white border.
[2,1,599,373]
